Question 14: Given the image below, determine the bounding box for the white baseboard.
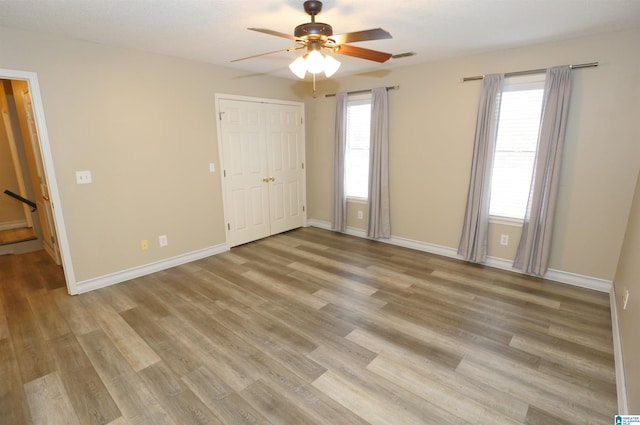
[74,243,229,294]
[307,219,338,231]
[483,256,612,293]
[0,220,28,231]
[306,219,612,292]
[610,286,629,414]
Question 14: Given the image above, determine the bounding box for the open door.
[10,80,61,264]
[0,82,34,229]
[0,68,75,294]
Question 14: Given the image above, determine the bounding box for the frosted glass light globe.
[305,50,325,74]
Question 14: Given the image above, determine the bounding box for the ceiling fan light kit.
[289,44,342,78]
[235,0,392,80]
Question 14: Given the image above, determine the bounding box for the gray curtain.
[514,65,572,275]
[367,87,391,239]
[331,92,348,233]
[458,74,504,262]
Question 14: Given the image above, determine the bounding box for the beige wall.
[0,26,310,282]
[613,170,640,412]
[306,28,640,281]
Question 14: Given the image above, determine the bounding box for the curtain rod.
[461,62,598,82]
[325,85,399,98]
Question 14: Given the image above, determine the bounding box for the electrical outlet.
[622,288,630,310]
[357,210,363,220]
[141,240,148,251]
[159,234,168,247]
[500,234,509,246]
[75,170,92,184]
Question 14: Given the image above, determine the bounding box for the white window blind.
[489,76,545,220]
[345,95,371,199]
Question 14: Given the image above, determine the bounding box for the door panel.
[11,80,61,264]
[267,104,304,235]
[220,99,270,247]
[288,181,301,216]
[0,83,34,229]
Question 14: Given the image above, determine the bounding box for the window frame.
[489,74,546,224]
[344,93,372,201]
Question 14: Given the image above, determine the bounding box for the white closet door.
[218,97,305,247]
[219,99,270,247]
[266,104,305,235]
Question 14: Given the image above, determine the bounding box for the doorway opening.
[0,68,75,294]
[0,79,42,252]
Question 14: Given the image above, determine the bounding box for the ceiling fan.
[232,0,392,79]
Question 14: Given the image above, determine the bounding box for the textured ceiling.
[1,0,639,80]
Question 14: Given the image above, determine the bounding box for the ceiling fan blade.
[332,44,392,63]
[248,28,299,41]
[331,28,391,45]
[230,46,302,63]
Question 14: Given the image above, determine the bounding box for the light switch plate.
[76,170,92,184]
[209,163,216,173]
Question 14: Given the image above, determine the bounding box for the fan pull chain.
[313,73,317,98]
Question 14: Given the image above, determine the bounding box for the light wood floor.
[0,227,617,424]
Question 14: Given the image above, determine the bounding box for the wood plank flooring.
[0,227,617,424]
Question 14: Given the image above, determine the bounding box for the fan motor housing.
[294,22,333,39]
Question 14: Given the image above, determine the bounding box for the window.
[345,94,371,199]
[489,75,545,220]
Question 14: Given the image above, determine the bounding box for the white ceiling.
[1,0,639,80]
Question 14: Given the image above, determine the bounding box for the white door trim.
[0,68,77,295]
[215,93,304,108]
[214,93,306,247]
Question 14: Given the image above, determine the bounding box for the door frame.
[214,93,307,247]
[0,68,77,294]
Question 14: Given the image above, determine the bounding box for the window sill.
[347,197,368,204]
[489,216,523,227]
